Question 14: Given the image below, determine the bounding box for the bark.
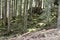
[57,0,60,28]
[15,0,17,16]
[23,0,28,32]
[12,0,15,17]
[1,0,2,19]
[2,0,7,26]
[20,0,22,16]
[35,0,41,7]
[41,0,44,9]
[29,0,33,14]
[7,0,10,33]
[0,0,1,19]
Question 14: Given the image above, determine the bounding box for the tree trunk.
[41,0,44,8]
[0,0,2,19]
[2,0,7,26]
[20,0,22,16]
[7,0,10,33]
[23,0,28,33]
[57,0,60,28]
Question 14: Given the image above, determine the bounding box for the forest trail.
[9,28,60,40]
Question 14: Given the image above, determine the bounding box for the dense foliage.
[0,0,58,36]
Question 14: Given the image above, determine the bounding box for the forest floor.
[0,28,60,40]
[8,28,60,40]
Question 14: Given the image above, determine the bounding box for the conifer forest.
[0,0,60,40]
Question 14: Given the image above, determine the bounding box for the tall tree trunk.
[20,0,22,16]
[1,0,4,26]
[0,0,1,19]
[41,0,44,8]
[15,0,17,17]
[0,0,2,19]
[29,0,33,18]
[57,0,60,28]
[7,0,10,33]
[12,0,15,17]
[2,0,7,26]
[16,0,19,16]
[23,0,28,33]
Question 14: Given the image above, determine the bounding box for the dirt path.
[9,28,60,40]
